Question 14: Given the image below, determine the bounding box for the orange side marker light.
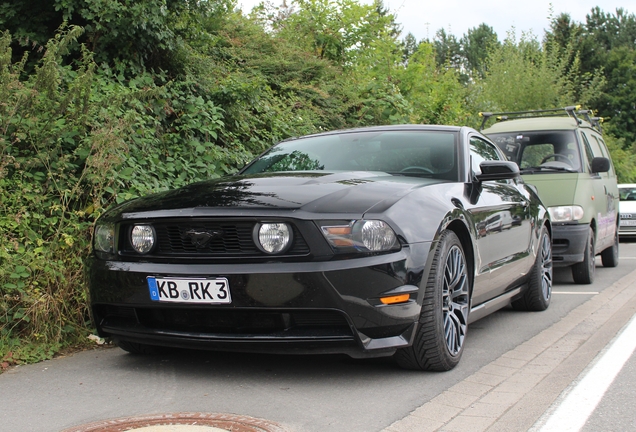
[380,294,410,305]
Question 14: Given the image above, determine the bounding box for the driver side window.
[470,137,502,175]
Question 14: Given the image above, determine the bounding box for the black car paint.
[88,125,549,358]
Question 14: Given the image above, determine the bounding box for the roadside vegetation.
[1,0,635,367]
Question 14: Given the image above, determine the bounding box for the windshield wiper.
[521,166,577,174]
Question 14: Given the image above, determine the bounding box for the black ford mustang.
[88,125,552,371]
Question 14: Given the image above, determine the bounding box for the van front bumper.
[550,223,590,266]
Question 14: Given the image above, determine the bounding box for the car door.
[468,136,534,305]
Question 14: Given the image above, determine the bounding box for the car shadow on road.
[107,344,409,381]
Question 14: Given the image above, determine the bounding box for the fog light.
[130,225,155,254]
[256,223,292,254]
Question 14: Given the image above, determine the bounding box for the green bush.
[1,26,122,363]
[0,25,236,365]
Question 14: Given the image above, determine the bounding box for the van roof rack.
[478,105,603,134]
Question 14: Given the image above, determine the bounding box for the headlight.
[548,206,585,222]
[255,222,293,254]
[320,220,399,252]
[130,225,155,254]
[94,223,115,253]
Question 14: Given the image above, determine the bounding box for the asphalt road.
[2,242,636,432]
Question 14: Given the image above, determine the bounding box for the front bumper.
[551,223,590,266]
[618,222,636,237]
[88,245,430,358]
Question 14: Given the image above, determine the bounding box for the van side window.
[470,137,502,175]
[580,132,595,173]
[592,135,615,176]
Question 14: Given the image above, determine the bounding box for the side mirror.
[591,157,610,173]
[476,161,520,182]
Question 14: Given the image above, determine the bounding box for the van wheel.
[394,231,470,371]
[513,225,552,311]
[572,227,595,284]
[600,229,619,268]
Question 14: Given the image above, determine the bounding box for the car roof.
[282,124,470,142]
[483,117,596,134]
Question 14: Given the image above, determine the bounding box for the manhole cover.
[62,413,287,432]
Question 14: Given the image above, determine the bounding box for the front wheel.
[600,229,619,268]
[572,227,595,284]
[394,230,470,371]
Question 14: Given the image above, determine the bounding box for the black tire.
[116,339,165,355]
[600,228,619,268]
[394,230,470,371]
[513,225,552,311]
[572,227,595,284]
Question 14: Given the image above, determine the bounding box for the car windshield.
[488,131,581,173]
[619,186,636,201]
[241,130,459,181]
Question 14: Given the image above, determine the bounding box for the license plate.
[620,219,636,226]
[147,277,231,304]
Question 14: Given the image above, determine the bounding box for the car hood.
[619,201,636,214]
[106,171,440,220]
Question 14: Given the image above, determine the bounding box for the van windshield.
[488,131,581,173]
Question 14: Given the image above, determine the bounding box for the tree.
[398,42,468,125]
[0,0,236,75]
[545,12,582,53]
[460,24,499,79]
[471,31,605,114]
[257,0,399,65]
[594,46,636,143]
[575,7,636,145]
[401,32,418,64]
[433,28,461,69]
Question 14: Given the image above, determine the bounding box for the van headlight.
[548,206,584,222]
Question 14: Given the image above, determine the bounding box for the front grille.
[155,221,256,255]
[119,219,310,259]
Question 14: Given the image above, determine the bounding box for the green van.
[482,107,619,284]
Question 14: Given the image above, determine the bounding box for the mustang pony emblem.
[184,229,224,248]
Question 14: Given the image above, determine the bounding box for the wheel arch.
[446,219,475,293]
[544,219,553,241]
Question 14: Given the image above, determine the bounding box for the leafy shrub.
[0,25,235,364]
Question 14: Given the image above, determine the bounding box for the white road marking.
[552,291,599,295]
[536,313,636,432]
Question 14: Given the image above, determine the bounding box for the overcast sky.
[236,0,636,41]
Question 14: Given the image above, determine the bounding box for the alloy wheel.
[442,245,469,356]
[539,232,553,301]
